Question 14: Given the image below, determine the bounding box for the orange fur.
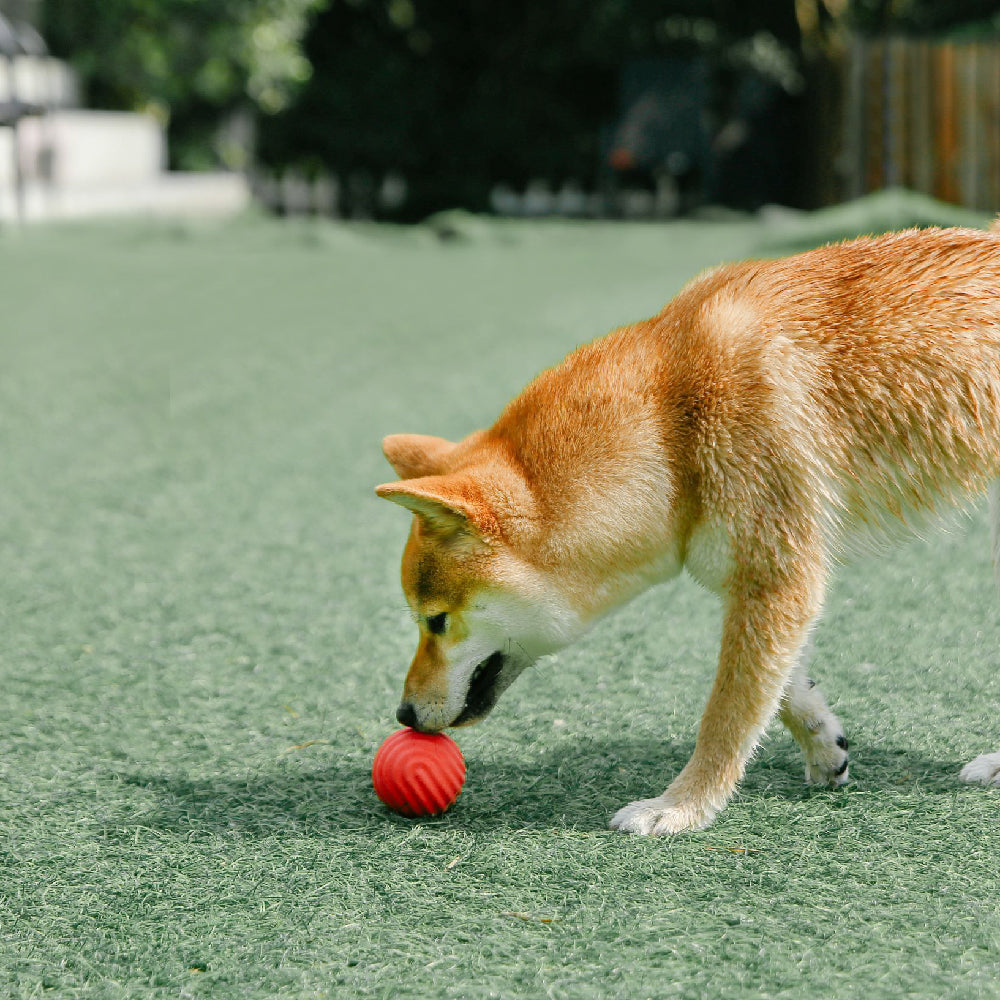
[377,225,1000,833]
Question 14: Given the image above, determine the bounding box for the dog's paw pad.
[609,797,715,835]
[960,751,1000,787]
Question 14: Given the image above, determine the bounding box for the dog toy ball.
[372,727,466,817]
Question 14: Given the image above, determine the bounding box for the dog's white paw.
[609,795,717,835]
[780,674,850,787]
[803,729,850,787]
[959,751,1000,787]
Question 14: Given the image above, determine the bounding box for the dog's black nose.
[396,702,418,729]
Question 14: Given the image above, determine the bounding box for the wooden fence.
[840,37,1000,211]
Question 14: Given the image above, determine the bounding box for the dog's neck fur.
[456,329,685,618]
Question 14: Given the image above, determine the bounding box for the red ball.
[372,727,466,817]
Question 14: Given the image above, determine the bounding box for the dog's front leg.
[611,566,824,835]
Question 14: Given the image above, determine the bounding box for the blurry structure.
[605,58,712,216]
[603,56,800,216]
[0,11,62,221]
[0,3,248,223]
[836,36,1000,212]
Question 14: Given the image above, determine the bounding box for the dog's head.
[376,432,580,732]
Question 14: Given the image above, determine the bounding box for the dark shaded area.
[259,0,806,220]
[850,0,1000,35]
[116,737,969,839]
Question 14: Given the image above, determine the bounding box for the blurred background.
[2,0,1000,224]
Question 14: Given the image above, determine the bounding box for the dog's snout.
[396,701,419,729]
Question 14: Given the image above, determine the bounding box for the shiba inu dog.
[376,223,1000,835]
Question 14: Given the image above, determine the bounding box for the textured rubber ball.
[371,727,466,817]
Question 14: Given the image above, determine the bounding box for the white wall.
[2,110,165,187]
[0,58,250,222]
[0,55,79,108]
[0,112,249,222]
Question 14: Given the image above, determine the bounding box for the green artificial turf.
[1,193,998,999]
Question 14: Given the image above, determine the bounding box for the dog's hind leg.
[959,480,1000,788]
[778,635,850,785]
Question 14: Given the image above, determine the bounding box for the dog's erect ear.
[375,475,497,537]
[382,434,457,480]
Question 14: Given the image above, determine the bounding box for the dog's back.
[643,227,1000,552]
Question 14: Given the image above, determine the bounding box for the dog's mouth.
[453,651,507,726]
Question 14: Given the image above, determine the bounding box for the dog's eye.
[426,612,448,635]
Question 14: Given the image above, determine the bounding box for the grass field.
[1,192,999,998]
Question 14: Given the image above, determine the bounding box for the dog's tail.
[991,215,1000,234]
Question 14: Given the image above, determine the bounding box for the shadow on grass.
[116,737,970,840]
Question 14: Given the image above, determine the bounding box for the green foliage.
[41,0,324,166]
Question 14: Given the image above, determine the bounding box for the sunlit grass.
[1,197,997,998]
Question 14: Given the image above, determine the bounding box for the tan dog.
[377,224,1000,834]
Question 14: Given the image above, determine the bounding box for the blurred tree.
[42,0,326,169]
